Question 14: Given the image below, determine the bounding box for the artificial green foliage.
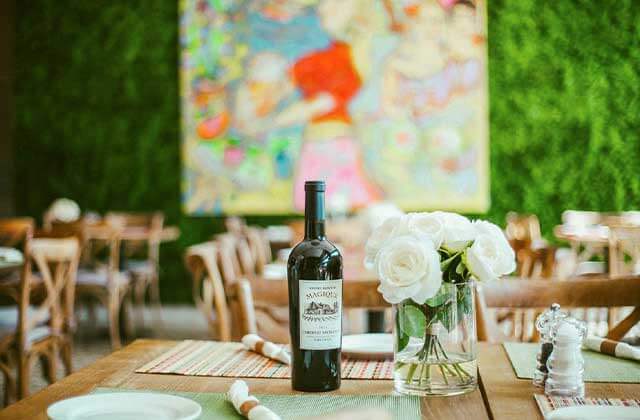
[485,0,640,227]
[13,1,640,301]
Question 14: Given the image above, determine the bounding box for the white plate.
[47,392,202,420]
[545,405,640,420]
[342,333,393,360]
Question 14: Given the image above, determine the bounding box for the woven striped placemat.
[534,394,640,416]
[93,387,421,419]
[136,340,394,380]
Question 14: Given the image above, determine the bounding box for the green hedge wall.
[13,1,640,301]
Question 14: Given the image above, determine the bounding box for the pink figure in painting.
[285,0,383,211]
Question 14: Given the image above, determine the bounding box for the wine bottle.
[287,180,343,392]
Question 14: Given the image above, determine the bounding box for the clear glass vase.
[393,281,477,396]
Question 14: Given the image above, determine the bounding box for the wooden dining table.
[0,339,637,419]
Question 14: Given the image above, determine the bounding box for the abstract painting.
[180,0,489,215]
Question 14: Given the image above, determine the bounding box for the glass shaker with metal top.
[533,303,567,387]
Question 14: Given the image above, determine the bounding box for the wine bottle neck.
[304,189,325,239]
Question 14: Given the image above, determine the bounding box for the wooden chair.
[214,235,289,343]
[185,242,231,341]
[505,212,555,278]
[34,226,85,377]
[72,221,130,349]
[105,212,164,331]
[0,219,80,402]
[476,275,640,343]
[185,241,257,341]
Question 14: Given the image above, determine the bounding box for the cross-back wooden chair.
[476,275,640,343]
[214,235,288,343]
[498,214,556,340]
[105,212,164,330]
[60,220,130,349]
[29,237,80,381]
[0,219,80,402]
[34,226,84,377]
[185,241,260,342]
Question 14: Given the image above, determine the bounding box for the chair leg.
[107,291,123,350]
[149,274,163,330]
[42,345,57,385]
[61,338,73,376]
[0,358,16,407]
[133,279,146,331]
[18,353,32,400]
[122,290,136,339]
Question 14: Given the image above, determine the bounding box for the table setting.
[2,210,639,420]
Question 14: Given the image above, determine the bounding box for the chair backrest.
[224,217,246,236]
[244,227,272,275]
[105,212,164,262]
[504,213,554,278]
[0,219,34,351]
[215,234,255,284]
[185,242,232,341]
[505,213,542,247]
[81,222,123,288]
[30,238,81,339]
[476,275,640,342]
[0,218,34,248]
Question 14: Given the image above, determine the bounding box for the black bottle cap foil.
[305,180,325,192]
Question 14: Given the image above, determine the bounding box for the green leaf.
[400,305,427,338]
[437,303,456,332]
[440,252,460,272]
[425,284,452,307]
[456,286,473,318]
[396,314,410,352]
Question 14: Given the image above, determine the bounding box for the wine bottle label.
[299,279,342,350]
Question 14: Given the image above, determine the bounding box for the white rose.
[432,211,475,252]
[376,234,443,304]
[406,212,444,248]
[464,221,516,281]
[364,216,405,269]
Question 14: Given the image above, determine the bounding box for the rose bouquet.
[365,211,516,395]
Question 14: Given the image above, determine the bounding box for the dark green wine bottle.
[287,180,343,392]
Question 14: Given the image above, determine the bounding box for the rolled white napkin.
[584,336,640,361]
[242,334,291,365]
[227,380,281,420]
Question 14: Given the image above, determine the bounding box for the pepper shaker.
[533,303,566,387]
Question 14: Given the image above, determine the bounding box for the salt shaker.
[533,303,566,387]
[544,317,587,398]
